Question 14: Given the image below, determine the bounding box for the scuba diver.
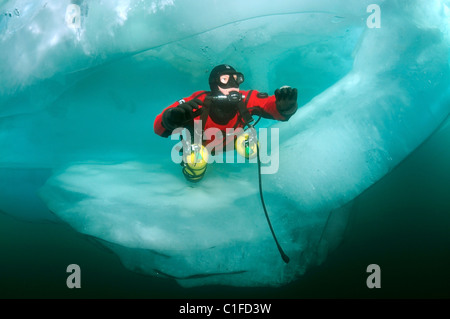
[153,64,298,182]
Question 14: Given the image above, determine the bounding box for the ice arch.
[1,0,449,287]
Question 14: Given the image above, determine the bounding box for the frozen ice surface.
[1,0,449,286]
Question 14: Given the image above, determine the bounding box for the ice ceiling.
[0,0,449,287]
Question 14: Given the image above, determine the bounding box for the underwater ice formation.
[1,0,449,286]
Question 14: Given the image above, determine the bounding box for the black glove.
[275,86,298,117]
[162,98,202,131]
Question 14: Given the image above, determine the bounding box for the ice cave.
[0,0,449,290]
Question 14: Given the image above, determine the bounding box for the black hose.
[255,131,290,264]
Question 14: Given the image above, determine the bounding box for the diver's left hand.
[275,86,298,114]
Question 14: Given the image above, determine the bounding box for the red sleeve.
[153,91,207,137]
[244,90,291,121]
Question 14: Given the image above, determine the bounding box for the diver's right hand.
[162,99,202,130]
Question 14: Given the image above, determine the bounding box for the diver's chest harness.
[199,90,258,158]
[200,90,255,132]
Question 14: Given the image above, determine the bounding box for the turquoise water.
[1,117,448,299]
[1,0,449,297]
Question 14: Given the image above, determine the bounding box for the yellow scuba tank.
[235,132,258,159]
[182,144,209,182]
